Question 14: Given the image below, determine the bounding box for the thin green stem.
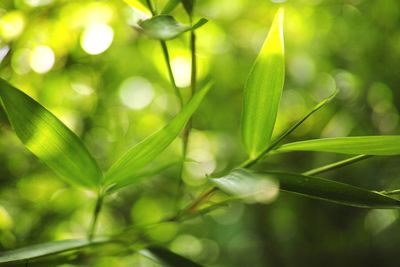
[160,41,184,108]
[243,92,337,168]
[380,189,400,196]
[175,18,198,207]
[302,155,372,176]
[145,0,155,15]
[88,194,104,240]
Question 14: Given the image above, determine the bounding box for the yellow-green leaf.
[104,83,212,191]
[277,136,400,155]
[241,8,285,159]
[0,78,102,189]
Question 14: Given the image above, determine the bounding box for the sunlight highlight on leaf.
[241,8,285,159]
[0,79,102,189]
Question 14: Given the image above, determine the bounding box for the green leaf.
[181,0,194,15]
[241,8,285,159]
[211,169,279,204]
[104,83,212,190]
[106,161,178,193]
[162,0,181,14]
[263,171,400,208]
[0,239,107,264]
[144,246,204,267]
[0,79,102,189]
[139,15,207,40]
[277,136,400,155]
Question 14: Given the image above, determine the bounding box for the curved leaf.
[139,15,207,40]
[241,8,285,159]
[104,83,212,191]
[277,136,400,155]
[211,169,279,204]
[0,78,102,189]
[263,171,400,208]
[0,239,107,264]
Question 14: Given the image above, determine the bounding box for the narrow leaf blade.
[211,169,279,204]
[0,239,105,263]
[0,79,102,189]
[104,83,212,189]
[277,136,400,155]
[139,15,207,40]
[241,8,285,159]
[263,171,400,208]
[145,246,204,267]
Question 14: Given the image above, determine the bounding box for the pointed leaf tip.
[241,8,285,159]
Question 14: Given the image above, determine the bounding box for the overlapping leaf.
[104,83,212,190]
[277,136,400,155]
[211,169,279,204]
[0,79,102,189]
[241,8,285,159]
[139,15,207,40]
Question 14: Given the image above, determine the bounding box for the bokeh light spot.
[119,76,155,110]
[29,45,55,74]
[80,23,114,55]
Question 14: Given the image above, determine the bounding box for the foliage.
[1,0,400,266]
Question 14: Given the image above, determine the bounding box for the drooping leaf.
[241,8,285,159]
[181,0,194,15]
[263,171,400,208]
[144,246,204,267]
[0,239,107,264]
[104,83,212,190]
[0,78,102,189]
[162,0,181,14]
[276,136,400,155]
[211,169,279,204]
[139,15,207,40]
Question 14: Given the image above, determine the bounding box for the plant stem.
[160,40,184,108]
[302,155,372,176]
[88,194,104,240]
[175,18,198,207]
[145,0,155,14]
[242,92,337,168]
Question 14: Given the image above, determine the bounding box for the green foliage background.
[1,0,400,266]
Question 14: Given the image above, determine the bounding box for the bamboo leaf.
[0,239,107,264]
[277,136,400,155]
[262,171,400,208]
[211,169,279,204]
[162,0,181,14]
[139,15,207,40]
[104,83,212,190]
[0,79,102,189]
[144,246,204,267]
[241,8,285,159]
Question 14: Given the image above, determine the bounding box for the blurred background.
[1,0,400,266]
